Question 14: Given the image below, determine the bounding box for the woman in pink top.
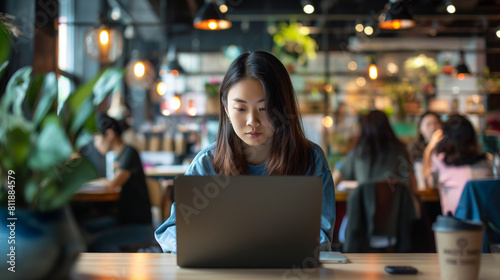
[424,115,493,215]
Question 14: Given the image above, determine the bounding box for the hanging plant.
[270,21,318,67]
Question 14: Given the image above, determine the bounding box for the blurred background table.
[72,178,120,202]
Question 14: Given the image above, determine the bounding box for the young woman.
[333,110,416,190]
[424,114,493,215]
[409,112,442,162]
[155,51,335,253]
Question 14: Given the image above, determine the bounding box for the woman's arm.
[423,129,443,188]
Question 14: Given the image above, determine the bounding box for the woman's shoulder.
[185,143,217,175]
[309,141,325,158]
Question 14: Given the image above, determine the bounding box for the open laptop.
[174,175,323,268]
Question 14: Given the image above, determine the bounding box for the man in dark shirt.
[95,114,152,225]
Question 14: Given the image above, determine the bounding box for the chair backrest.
[455,179,500,252]
[344,180,417,253]
[373,181,400,236]
[146,178,162,227]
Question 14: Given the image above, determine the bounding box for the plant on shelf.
[205,77,221,115]
[478,66,500,94]
[385,78,416,121]
[269,21,318,69]
[0,19,124,279]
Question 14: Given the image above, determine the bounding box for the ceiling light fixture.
[194,0,232,30]
[301,0,315,14]
[455,50,470,80]
[446,0,456,14]
[378,0,416,30]
[84,14,123,64]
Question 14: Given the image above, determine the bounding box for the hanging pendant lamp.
[193,1,231,30]
[378,0,416,30]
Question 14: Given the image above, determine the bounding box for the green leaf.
[24,73,45,119]
[0,21,11,80]
[4,124,31,167]
[0,61,8,81]
[93,67,125,106]
[75,129,93,151]
[32,72,57,127]
[28,115,73,170]
[39,158,98,211]
[70,98,93,134]
[67,74,99,113]
[2,66,32,116]
[24,179,38,207]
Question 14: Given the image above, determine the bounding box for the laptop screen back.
[174,175,323,268]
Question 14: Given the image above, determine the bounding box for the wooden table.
[144,164,189,179]
[335,188,440,202]
[72,178,120,202]
[70,253,500,279]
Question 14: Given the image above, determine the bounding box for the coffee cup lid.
[432,214,483,232]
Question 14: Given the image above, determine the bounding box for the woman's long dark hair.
[436,114,485,166]
[355,110,402,162]
[213,51,314,175]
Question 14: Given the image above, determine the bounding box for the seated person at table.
[155,51,335,253]
[424,114,493,216]
[94,114,152,226]
[409,111,442,162]
[333,110,417,191]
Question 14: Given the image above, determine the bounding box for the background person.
[423,114,493,215]
[409,111,442,162]
[333,110,417,191]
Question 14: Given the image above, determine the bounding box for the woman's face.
[225,78,275,150]
[420,114,441,142]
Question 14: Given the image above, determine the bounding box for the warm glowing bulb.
[170,70,179,77]
[348,61,358,71]
[355,23,364,32]
[171,96,181,111]
[496,29,500,38]
[99,30,109,45]
[369,64,378,80]
[387,63,399,74]
[364,26,373,35]
[322,116,333,128]
[219,4,228,13]
[356,77,367,87]
[134,62,145,78]
[392,21,401,29]
[187,107,197,116]
[157,82,167,96]
[162,109,171,116]
[457,73,465,80]
[303,4,314,14]
[447,5,456,14]
[208,20,218,30]
[324,84,333,93]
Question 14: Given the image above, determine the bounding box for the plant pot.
[0,207,85,280]
[205,97,220,115]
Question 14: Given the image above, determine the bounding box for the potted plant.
[0,20,124,279]
[205,77,221,115]
[269,21,318,71]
